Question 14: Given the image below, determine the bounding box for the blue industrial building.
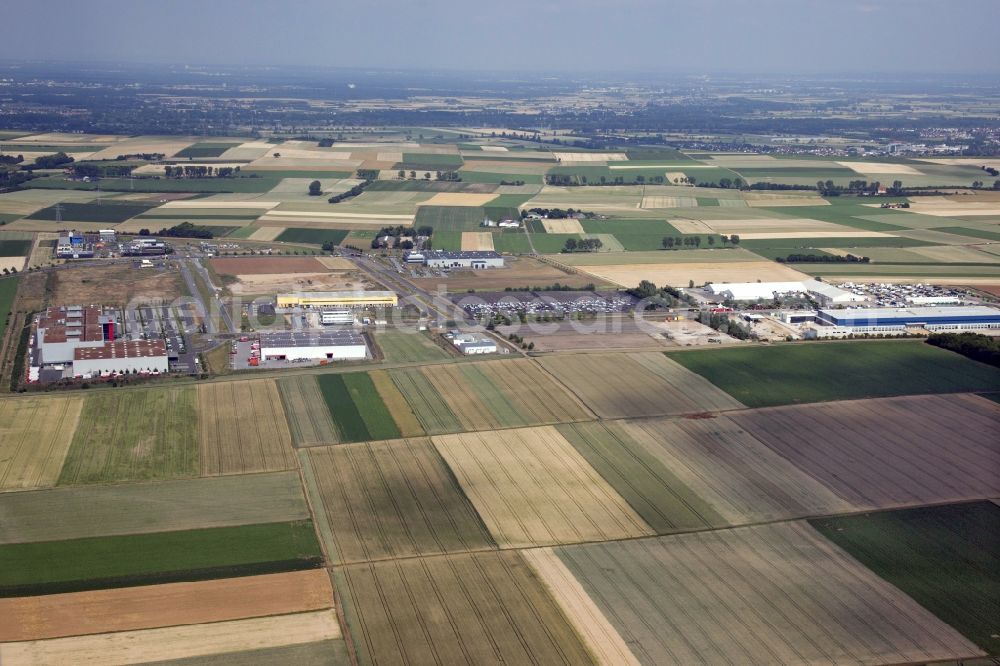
[817,306,1000,331]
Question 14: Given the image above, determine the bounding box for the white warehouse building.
[259,331,368,361]
[708,280,866,306]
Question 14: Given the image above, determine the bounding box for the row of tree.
[776,253,870,263]
[562,238,603,253]
[662,234,740,249]
[926,332,1000,368]
[164,165,240,178]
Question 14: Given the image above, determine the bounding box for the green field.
[414,205,488,231]
[557,421,723,534]
[317,372,401,443]
[27,201,158,223]
[275,227,349,245]
[174,142,241,158]
[393,153,464,171]
[491,231,534,254]
[0,520,322,596]
[795,263,1000,278]
[457,170,544,184]
[389,368,462,434]
[58,387,199,484]
[667,341,1000,408]
[376,330,450,363]
[0,239,32,256]
[0,276,18,341]
[933,226,1000,241]
[811,501,1000,654]
[28,175,282,193]
[1,144,109,153]
[739,236,928,250]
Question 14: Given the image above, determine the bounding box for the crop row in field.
[301,438,495,564]
[539,352,744,418]
[0,394,82,491]
[667,340,1000,407]
[0,520,323,597]
[317,372,402,443]
[375,329,450,363]
[27,201,158,223]
[197,380,297,476]
[277,375,341,446]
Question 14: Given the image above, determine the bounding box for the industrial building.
[30,305,169,379]
[708,280,866,306]
[55,231,94,259]
[424,250,504,269]
[258,330,368,361]
[816,306,1000,332]
[276,291,398,309]
[450,333,498,355]
[320,309,355,325]
[72,340,169,377]
[122,237,169,256]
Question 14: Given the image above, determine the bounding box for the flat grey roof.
[260,331,366,347]
[820,306,1000,318]
[426,251,502,259]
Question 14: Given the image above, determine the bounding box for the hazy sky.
[4,0,999,74]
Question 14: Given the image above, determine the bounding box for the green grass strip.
[341,372,401,441]
[317,374,371,442]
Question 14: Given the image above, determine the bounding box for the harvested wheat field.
[619,416,853,525]
[421,192,499,207]
[541,218,586,233]
[276,376,340,447]
[553,151,627,162]
[642,195,698,208]
[0,396,82,491]
[0,609,343,666]
[732,393,1000,509]
[476,359,593,424]
[301,439,495,564]
[522,547,641,666]
[247,226,284,241]
[315,256,355,270]
[433,426,654,547]
[576,261,809,288]
[198,380,297,475]
[554,522,983,665]
[836,161,925,175]
[0,569,333,642]
[334,551,594,665]
[460,231,495,251]
[539,353,743,418]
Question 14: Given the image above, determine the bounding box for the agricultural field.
[668,340,1000,407]
[418,359,593,432]
[274,227,349,245]
[316,372,402,443]
[414,205,489,231]
[334,551,595,665]
[375,329,450,362]
[0,395,83,491]
[0,520,323,596]
[0,609,344,665]
[538,352,744,418]
[27,201,158,223]
[733,393,1000,508]
[58,387,198,485]
[388,367,464,434]
[811,501,1000,655]
[433,426,654,547]
[0,471,309,544]
[0,569,333,642]
[175,142,242,158]
[301,439,495,564]
[0,277,17,341]
[553,522,981,664]
[276,375,340,446]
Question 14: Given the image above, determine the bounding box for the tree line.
[927,332,1000,368]
[662,234,740,249]
[776,253,870,263]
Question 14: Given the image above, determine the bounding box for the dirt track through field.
[0,570,333,642]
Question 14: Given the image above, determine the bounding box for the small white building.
[424,251,504,269]
[451,333,498,355]
[259,331,368,361]
[320,309,355,325]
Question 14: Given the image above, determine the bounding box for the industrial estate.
[0,55,998,665]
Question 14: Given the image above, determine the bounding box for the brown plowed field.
[732,393,1000,509]
[0,609,342,665]
[198,380,297,475]
[0,569,333,642]
[620,416,853,525]
[210,257,329,275]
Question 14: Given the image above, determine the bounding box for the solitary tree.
[662,236,675,249]
[308,180,322,196]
